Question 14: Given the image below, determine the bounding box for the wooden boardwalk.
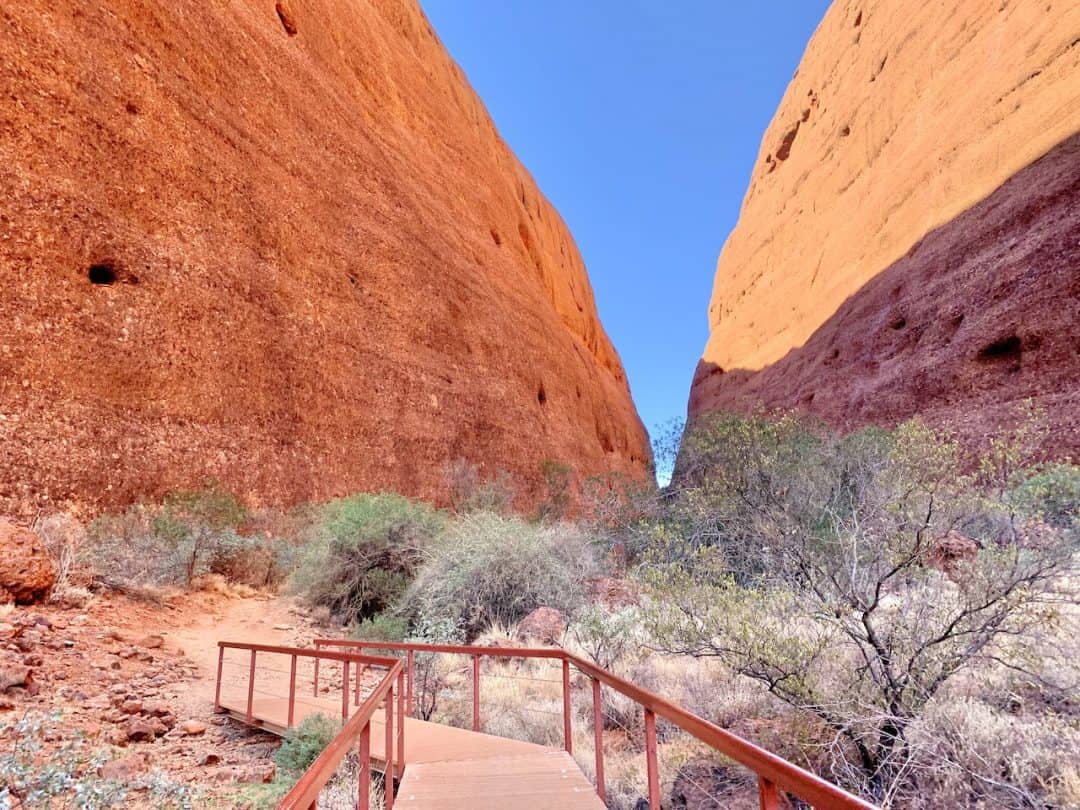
[219,695,604,809]
[396,751,602,809]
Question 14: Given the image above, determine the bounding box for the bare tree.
[645,413,1078,803]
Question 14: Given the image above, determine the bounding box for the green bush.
[273,714,341,777]
[350,611,410,642]
[404,512,598,638]
[1009,462,1080,530]
[291,493,445,624]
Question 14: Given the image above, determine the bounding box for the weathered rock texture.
[0,521,56,605]
[0,0,649,516]
[692,0,1080,448]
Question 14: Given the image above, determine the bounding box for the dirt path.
[169,592,322,714]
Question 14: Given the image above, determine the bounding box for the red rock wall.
[0,0,650,516]
[690,0,1080,450]
[690,134,1080,450]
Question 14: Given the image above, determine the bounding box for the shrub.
[442,458,515,515]
[350,611,410,642]
[568,604,641,670]
[645,411,1079,804]
[274,714,341,777]
[403,512,598,638]
[83,485,261,590]
[291,493,445,624]
[535,459,573,522]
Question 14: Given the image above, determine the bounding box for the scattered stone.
[0,521,56,604]
[124,718,157,742]
[143,701,171,717]
[0,664,32,692]
[215,762,276,783]
[136,634,164,649]
[272,624,292,631]
[99,752,151,781]
[180,719,208,736]
[198,752,221,766]
[120,699,143,715]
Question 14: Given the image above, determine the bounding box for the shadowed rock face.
[692,0,1080,449]
[0,0,649,516]
[690,134,1080,451]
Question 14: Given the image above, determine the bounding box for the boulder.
[516,607,566,645]
[214,762,276,783]
[929,531,982,575]
[180,719,208,736]
[124,718,158,742]
[0,520,56,604]
[0,664,32,692]
[99,752,151,781]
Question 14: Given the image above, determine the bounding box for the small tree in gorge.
[644,413,1078,803]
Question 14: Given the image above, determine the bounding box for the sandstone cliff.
[691,0,1080,448]
[0,0,650,516]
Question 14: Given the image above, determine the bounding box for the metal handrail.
[215,641,406,810]
[315,638,879,810]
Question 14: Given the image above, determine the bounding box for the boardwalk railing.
[314,639,878,810]
[215,641,405,810]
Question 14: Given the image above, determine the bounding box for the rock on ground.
[516,607,566,645]
[0,521,55,604]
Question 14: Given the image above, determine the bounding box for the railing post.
[246,649,256,723]
[313,641,320,697]
[342,660,350,721]
[472,653,481,732]
[758,776,781,810]
[214,645,224,712]
[288,654,298,728]
[354,644,364,706]
[358,721,371,810]
[591,676,605,803]
[407,650,415,717]
[562,658,572,754]
[385,682,395,810]
[644,709,660,809]
[396,669,406,767]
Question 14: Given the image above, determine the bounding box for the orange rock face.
[691,0,1080,447]
[0,0,649,515]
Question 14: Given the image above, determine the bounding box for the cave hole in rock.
[490,228,502,246]
[890,316,907,330]
[537,384,547,406]
[275,2,298,36]
[88,262,118,285]
[977,334,1022,362]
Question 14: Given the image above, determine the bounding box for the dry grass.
[191,572,260,599]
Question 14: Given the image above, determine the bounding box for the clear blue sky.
[420,1,831,444]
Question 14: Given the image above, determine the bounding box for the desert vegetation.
[9,410,1078,809]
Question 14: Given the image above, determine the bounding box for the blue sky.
[420,1,831,444]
